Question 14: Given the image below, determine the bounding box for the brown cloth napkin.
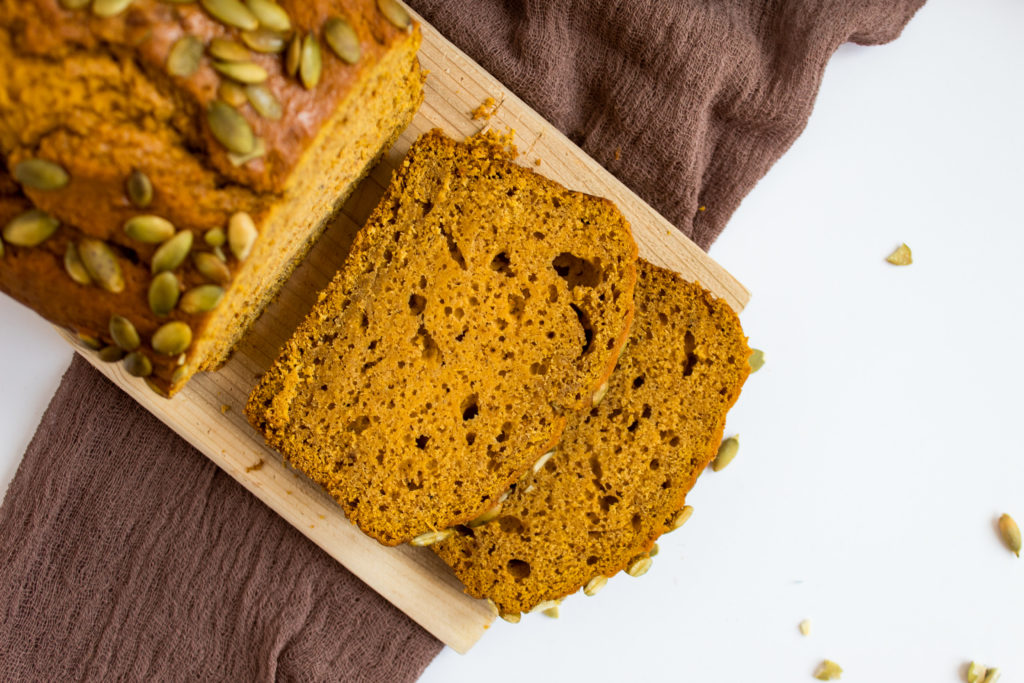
[0,1,923,680]
[0,357,441,682]
[410,0,925,249]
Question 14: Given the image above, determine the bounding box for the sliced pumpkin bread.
[246,130,638,546]
[432,260,750,616]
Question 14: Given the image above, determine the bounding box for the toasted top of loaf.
[247,130,638,545]
[432,260,750,616]
[0,0,422,393]
[0,0,411,198]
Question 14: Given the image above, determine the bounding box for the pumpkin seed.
[245,0,290,32]
[245,84,282,119]
[213,246,227,261]
[63,243,92,285]
[77,332,103,350]
[648,543,659,558]
[583,576,607,597]
[200,0,258,30]
[284,33,301,77]
[228,211,258,261]
[3,210,59,247]
[409,528,454,546]
[483,599,499,617]
[748,348,765,373]
[123,351,153,378]
[109,315,141,352]
[204,228,226,247]
[59,0,91,9]
[626,556,652,577]
[467,492,507,528]
[530,599,558,614]
[299,33,322,89]
[998,513,1021,557]
[983,668,1002,683]
[180,284,225,314]
[148,271,181,316]
[98,346,126,363]
[799,619,812,636]
[92,0,133,18]
[78,238,125,293]
[592,380,609,405]
[668,505,694,531]
[499,613,520,624]
[968,663,988,683]
[151,231,194,273]
[126,169,154,207]
[167,34,203,77]
[13,159,70,190]
[145,379,167,397]
[813,660,843,681]
[542,605,559,619]
[171,364,190,385]
[207,100,256,155]
[208,37,251,62]
[324,16,360,64]
[241,28,287,53]
[227,137,266,167]
[213,60,269,84]
[532,449,554,474]
[711,435,738,472]
[886,242,913,266]
[152,321,193,355]
[377,0,411,29]
[125,215,175,243]
[218,80,249,107]
[194,251,232,283]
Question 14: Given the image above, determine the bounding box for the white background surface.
[1,1,1022,681]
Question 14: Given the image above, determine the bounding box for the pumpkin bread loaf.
[246,130,639,546]
[432,260,750,617]
[0,0,424,395]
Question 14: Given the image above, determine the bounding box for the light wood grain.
[58,6,749,654]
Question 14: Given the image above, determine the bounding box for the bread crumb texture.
[247,130,638,545]
[0,0,423,395]
[433,260,750,615]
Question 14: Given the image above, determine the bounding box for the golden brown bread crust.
[246,129,638,546]
[0,0,423,394]
[432,260,751,616]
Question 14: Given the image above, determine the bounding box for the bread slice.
[246,130,638,546]
[432,260,750,617]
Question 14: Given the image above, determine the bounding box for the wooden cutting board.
[60,7,750,655]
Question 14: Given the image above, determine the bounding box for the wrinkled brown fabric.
[0,1,924,680]
[406,0,925,249]
[0,357,441,682]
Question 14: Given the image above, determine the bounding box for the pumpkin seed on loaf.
[246,130,639,546]
[432,260,750,616]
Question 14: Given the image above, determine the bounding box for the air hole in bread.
[506,559,531,579]
[461,395,479,421]
[414,325,440,363]
[439,223,466,269]
[409,294,426,315]
[599,495,619,512]
[508,293,526,318]
[626,420,639,433]
[649,458,660,470]
[348,416,371,434]
[641,404,652,419]
[633,375,646,390]
[465,432,476,446]
[631,513,642,533]
[529,362,548,375]
[682,331,697,377]
[570,304,594,355]
[552,252,601,288]
[415,435,429,449]
[499,517,525,534]
[489,251,513,276]
[586,555,599,566]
